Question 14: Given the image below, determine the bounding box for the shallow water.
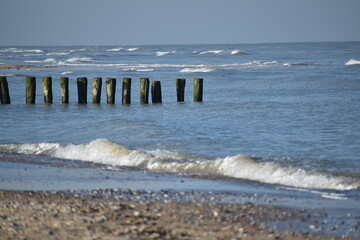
[1,42,360,204]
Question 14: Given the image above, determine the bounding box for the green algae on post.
[25,76,36,104]
[194,78,203,102]
[106,77,116,104]
[92,77,102,104]
[122,78,131,105]
[42,77,53,104]
[140,78,150,104]
[60,77,69,104]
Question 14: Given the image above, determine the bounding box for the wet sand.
[0,190,355,240]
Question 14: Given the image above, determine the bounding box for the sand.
[0,189,355,240]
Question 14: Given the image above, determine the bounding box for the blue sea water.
[0,42,360,195]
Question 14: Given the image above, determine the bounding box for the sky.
[0,0,360,46]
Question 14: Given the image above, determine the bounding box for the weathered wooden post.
[60,77,69,104]
[151,81,162,103]
[0,76,11,104]
[92,77,102,104]
[106,77,116,104]
[25,76,36,104]
[176,78,186,102]
[42,77,53,104]
[194,78,203,102]
[140,78,149,104]
[77,77,87,104]
[122,78,131,105]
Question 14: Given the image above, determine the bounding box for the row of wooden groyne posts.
[0,76,203,105]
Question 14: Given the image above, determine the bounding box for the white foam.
[46,52,71,56]
[61,71,73,75]
[106,47,124,52]
[156,51,176,56]
[345,59,360,66]
[127,48,139,52]
[216,155,358,191]
[64,57,96,63]
[25,58,57,63]
[231,50,245,55]
[199,50,224,55]
[11,49,44,53]
[180,67,215,73]
[1,139,358,191]
[121,68,154,72]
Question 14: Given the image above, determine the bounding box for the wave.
[1,139,359,191]
[0,48,44,53]
[127,48,139,52]
[199,50,224,55]
[61,71,73,75]
[57,57,97,64]
[106,47,124,52]
[180,67,215,73]
[156,51,176,56]
[25,58,57,64]
[46,52,71,56]
[230,50,247,55]
[345,59,360,66]
[121,68,154,72]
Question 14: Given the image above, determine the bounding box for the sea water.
[0,42,360,197]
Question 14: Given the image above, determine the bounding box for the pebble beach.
[1,189,358,240]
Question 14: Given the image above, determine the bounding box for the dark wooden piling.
[25,76,36,104]
[151,81,162,103]
[42,77,53,104]
[106,78,116,104]
[140,78,149,104]
[122,78,131,105]
[92,77,102,104]
[194,78,203,102]
[0,76,11,104]
[176,78,186,102]
[60,77,69,104]
[77,77,87,104]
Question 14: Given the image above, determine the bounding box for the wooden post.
[26,76,36,104]
[106,77,116,104]
[140,78,149,104]
[122,78,131,105]
[60,77,69,104]
[0,76,11,104]
[194,78,203,102]
[176,78,186,102]
[151,81,162,103]
[92,77,102,104]
[42,77,53,104]
[77,77,87,104]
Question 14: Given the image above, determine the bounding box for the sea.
[0,42,360,236]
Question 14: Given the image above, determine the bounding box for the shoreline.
[0,189,355,240]
[0,64,55,69]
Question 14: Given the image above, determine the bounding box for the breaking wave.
[156,51,176,56]
[180,68,215,73]
[1,139,359,191]
[345,59,360,66]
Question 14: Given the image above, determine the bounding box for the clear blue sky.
[1,0,359,46]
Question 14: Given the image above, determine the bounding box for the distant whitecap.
[180,67,215,73]
[345,59,360,66]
